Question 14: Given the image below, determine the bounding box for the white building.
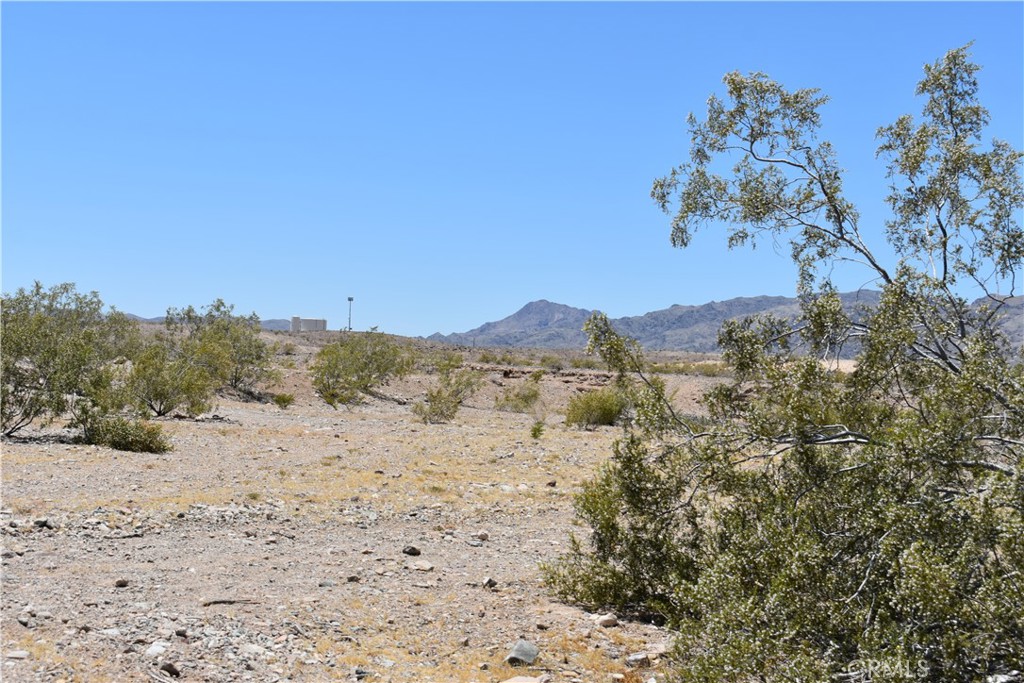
[290,317,327,332]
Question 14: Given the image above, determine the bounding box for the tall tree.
[546,46,1022,682]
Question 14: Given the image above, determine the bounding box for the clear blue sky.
[3,2,1022,337]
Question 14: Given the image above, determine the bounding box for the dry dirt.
[1,336,723,683]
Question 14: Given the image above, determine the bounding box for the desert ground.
[2,333,725,683]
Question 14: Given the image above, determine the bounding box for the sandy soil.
[1,337,722,683]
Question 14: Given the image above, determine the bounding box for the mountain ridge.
[430,291,1023,352]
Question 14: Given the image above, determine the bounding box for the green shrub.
[539,354,565,371]
[570,356,603,370]
[495,374,543,413]
[272,393,295,409]
[564,387,627,428]
[311,329,413,407]
[546,47,1024,682]
[1,282,140,436]
[82,416,171,453]
[413,353,481,424]
[129,339,219,417]
[530,420,545,439]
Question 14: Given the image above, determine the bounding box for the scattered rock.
[626,652,651,667]
[114,578,129,588]
[159,661,182,677]
[594,612,618,628]
[402,545,421,556]
[144,641,169,658]
[6,650,30,660]
[505,639,540,666]
[483,576,498,589]
[411,560,434,572]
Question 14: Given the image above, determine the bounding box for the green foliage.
[564,386,627,429]
[539,354,565,371]
[413,352,482,423]
[81,416,171,453]
[128,339,220,417]
[548,46,1024,682]
[164,299,279,394]
[311,329,413,407]
[272,393,295,409]
[1,282,140,436]
[530,420,545,440]
[495,372,544,413]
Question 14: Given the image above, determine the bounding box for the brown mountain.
[430,291,1022,352]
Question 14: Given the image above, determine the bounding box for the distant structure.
[290,317,327,332]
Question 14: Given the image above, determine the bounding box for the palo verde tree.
[544,46,1022,682]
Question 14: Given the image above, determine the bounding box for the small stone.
[114,578,129,588]
[500,677,542,683]
[6,650,30,660]
[402,545,421,556]
[145,642,169,658]
[483,576,497,589]
[411,560,434,572]
[475,531,489,541]
[505,639,540,666]
[546,480,557,487]
[159,662,182,677]
[466,540,483,548]
[318,579,336,588]
[240,643,266,656]
[536,622,549,631]
[626,652,651,668]
[595,612,618,628]
[99,628,122,637]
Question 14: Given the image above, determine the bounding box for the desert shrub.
[128,339,220,417]
[413,353,482,423]
[495,372,543,413]
[564,387,627,429]
[164,299,279,395]
[545,47,1024,682]
[273,393,295,409]
[539,354,565,371]
[81,416,171,454]
[648,360,732,377]
[1,282,140,436]
[530,420,545,439]
[311,329,413,407]
[570,356,603,370]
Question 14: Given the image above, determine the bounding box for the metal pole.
[347,297,354,331]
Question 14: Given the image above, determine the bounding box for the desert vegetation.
[545,45,1023,682]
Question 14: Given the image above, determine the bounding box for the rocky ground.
[2,338,723,683]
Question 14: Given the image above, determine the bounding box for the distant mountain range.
[430,291,1024,352]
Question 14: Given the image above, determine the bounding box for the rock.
[505,639,540,666]
[159,662,182,677]
[353,666,373,680]
[474,531,489,541]
[402,545,421,556]
[483,576,498,589]
[411,560,434,572]
[318,579,336,588]
[987,674,1022,683]
[114,578,129,588]
[500,677,542,683]
[594,612,618,627]
[99,628,122,637]
[240,643,266,657]
[6,650,30,660]
[626,652,651,668]
[145,641,169,658]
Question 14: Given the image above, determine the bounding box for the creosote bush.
[413,352,482,423]
[1,282,171,453]
[564,386,627,429]
[544,46,1023,683]
[311,329,413,407]
[495,370,544,413]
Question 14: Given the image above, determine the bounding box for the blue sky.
[3,2,1022,337]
